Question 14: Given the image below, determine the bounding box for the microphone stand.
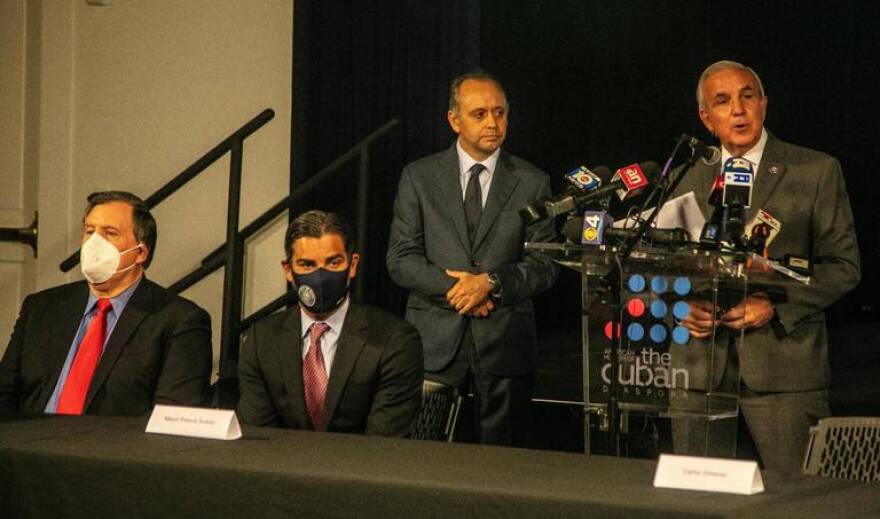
[601,136,698,456]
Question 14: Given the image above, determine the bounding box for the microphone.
[680,134,721,165]
[722,157,754,208]
[564,165,603,192]
[519,166,614,224]
[700,170,726,248]
[610,162,654,201]
[550,162,657,217]
[580,210,613,245]
[721,158,753,248]
[563,216,691,247]
[520,162,659,224]
[745,209,782,257]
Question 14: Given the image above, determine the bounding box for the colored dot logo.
[604,321,621,340]
[627,274,646,293]
[672,301,690,320]
[627,323,645,341]
[673,276,692,296]
[651,276,668,294]
[650,324,668,343]
[619,274,694,347]
[672,326,690,344]
[626,298,645,317]
[650,300,667,318]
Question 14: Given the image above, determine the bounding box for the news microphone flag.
[722,157,754,208]
[565,166,603,191]
[612,163,651,200]
[581,210,613,245]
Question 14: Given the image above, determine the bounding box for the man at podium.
[672,60,861,474]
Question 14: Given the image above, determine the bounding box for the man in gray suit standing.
[674,60,861,474]
[387,71,558,446]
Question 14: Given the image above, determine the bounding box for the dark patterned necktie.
[303,322,330,431]
[464,163,485,245]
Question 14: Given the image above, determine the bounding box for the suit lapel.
[37,283,91,408]
[691,160,720,218]
[274,307,309,429]
[748,133,787,222]
[322,303,367,430]
[84,279,152,410]
[472,152,519,252]
[437,145,473,253]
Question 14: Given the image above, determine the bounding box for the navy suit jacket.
[0,278,213,415]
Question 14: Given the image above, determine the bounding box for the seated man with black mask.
[237,210,423,436]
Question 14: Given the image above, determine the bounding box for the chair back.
[410,380,461,442]
[803,416,880,482]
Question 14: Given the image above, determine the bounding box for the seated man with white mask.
[237,210,423,436]
[0,191,213,416]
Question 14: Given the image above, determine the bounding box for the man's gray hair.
[696,60,766,109]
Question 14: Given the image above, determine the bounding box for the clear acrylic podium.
[527,241,808,458]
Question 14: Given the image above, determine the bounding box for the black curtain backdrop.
[291,0,481,311]
[292,0,880,409]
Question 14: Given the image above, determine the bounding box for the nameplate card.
[653,454,764,495]
[146,405,242,440]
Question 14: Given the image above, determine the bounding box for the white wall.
[0,0,39,349]
[1,0,294,375]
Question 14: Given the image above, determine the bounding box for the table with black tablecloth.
[0,413,877,518]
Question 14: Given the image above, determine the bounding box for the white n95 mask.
[80,232,142,284]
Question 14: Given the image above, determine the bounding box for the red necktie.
[57,298,112,415]
[303,322,330,430]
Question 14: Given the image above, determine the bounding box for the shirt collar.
[84,274,143,317]
[456,140,501,177]
[300,296,350,339]
[720,127,768,173]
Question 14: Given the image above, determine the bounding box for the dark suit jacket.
[670,131,861,392]
[0,278,213,416]
[237,302,423,437]
[386,145,559,377]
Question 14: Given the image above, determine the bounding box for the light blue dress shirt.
[44,277,142,413]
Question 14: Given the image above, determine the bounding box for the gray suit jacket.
[237,302,423,436]
[386,145,559,376]
[670,131,861,392]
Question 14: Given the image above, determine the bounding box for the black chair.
[410,379,462,442]
[802,416,880,482]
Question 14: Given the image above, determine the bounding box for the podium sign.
[527,242,804,458]
[583,250,744,417]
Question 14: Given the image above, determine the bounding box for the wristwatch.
[486,270,503,301]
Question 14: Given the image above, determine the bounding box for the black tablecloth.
[0,413,877,518]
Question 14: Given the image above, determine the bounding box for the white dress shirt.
[300,296,350,376]
[720,127,768,178]
[456,140,500,207]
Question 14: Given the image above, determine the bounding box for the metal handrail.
[0,212,38,257]
[58,108,275,272]
[168,118,399,300]
[54,110,398,408]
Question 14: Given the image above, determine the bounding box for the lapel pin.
[768,165,779,175]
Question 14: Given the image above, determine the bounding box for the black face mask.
[292,267,350,315]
